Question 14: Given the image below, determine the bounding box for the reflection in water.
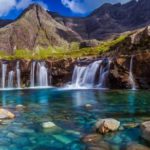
[2,92,6,107]
[128,91,136,115]
[72,90,97,107]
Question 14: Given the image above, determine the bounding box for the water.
[16,61,21,88]
[0,89,150,150]
[1,64,7,88]
[30,61,36,87]
[70,59,110,89]
[8,71,15,88]
[37,62,48,87]
[129,56,136,90]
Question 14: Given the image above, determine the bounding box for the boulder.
[82,134,102,144]
[141,121,150,142]
[96,118,120,134]
[126,143,150,150]
[16,104,26,111]
[0,109,15,119]
[86,141,111,150]
[42,122,56,129]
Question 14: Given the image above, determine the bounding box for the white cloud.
[0,0,48,17]
[16,0,48,10]
[16,0,33,10]
[0,0,16,17]
[61,0,131,14]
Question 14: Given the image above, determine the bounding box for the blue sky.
[0,0,131,19]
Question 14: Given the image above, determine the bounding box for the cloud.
[0,0,48,17]
[16,0,33,10]
[61,0,131,14]
[16,0,48,10]
[0,0,16,17]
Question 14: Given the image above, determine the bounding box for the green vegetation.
[0,34,128,60]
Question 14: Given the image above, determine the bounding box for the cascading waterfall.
[16,61,21,88]
[30,61,36,87]
[8,71,14,88]
[71,66,87,88]
[1,64,7,88]
[70,59,110,89]
[129,56,136,90]
[97,59,111,88]
[37,62,48,87]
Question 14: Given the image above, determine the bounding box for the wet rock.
[85,104,92,109]
[16,104,26,111]
[0,109,15,119]
[123,122,139,129]
[82,134,102,144]
[42,122,56,129]
[86,141,111,150]
[126,143,150,150]
[96,118,120,134]
[141,121,150,142]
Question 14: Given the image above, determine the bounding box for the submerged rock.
[85,104,93,109]
[126,143,150,150]
[82,134,102,144]
[86,141,111,150]
[16,104,26,111]
[141,121,150,142]
[42,122,56,129]
[0,109,15,119]
[96,118,120,134]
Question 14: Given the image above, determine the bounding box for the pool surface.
[0,89,150,150]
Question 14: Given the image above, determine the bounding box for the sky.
[0,0,131,19]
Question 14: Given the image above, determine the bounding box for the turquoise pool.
[0,89,150,150]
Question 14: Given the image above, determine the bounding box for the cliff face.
[0,51,150,89]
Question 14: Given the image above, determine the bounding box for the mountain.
[0,0,150,53]
[0,19,12,28]
[0,4,80,54]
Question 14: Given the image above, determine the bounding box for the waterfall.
[8,71,14,88]
[72,66,87,88]
[30,61,36,87]
[97,59,111,88]
[1,64,7,88]
[129,56,136,90]
[37,62,48,87]
[70,59,110,88]
[16,61,21,88]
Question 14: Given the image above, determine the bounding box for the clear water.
[0,89,150,150]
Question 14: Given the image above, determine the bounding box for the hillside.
[0,0,150,54]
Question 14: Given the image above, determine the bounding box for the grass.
[0,34,128,60]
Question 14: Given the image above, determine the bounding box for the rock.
[85,104,92,109]
[126,143,150,150]
[96,118,120,134]
[141,121,150,142]
[87,141,111,150]
[16,104,26,111]
[42,122,56,129]
[0,109,15,119]
[80,39,100,48]
[123,122,139,129]
[82,134,102,144]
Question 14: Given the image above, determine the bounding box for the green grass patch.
[0,34,128,60]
